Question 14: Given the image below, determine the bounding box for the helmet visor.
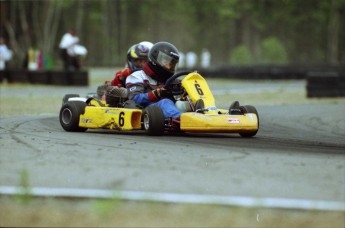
[157,51,179,72]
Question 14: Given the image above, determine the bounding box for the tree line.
[1,0,344,69]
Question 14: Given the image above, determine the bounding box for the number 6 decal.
[119,112,125,126]
[195,83,204,95]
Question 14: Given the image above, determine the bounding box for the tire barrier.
[195,65,344,80]
[0,70,89,86]
[306,72,345,98]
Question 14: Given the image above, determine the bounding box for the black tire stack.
[6,69,29,83]
[0,70,88,86]
[306,71,345,98]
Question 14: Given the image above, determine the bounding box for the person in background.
[0,36,13,70]
[200,48,211,68]
[59,30,80,70]
[186,51,197,69]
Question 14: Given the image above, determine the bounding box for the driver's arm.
[126,74,156,107]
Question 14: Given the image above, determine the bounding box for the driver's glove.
[152,88,170,100]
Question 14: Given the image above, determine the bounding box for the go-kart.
[59,71,259,137]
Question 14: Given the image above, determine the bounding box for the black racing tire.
[142,105,165,136]
[62,94,80,105]
[239,105,259,138]
[59,101,87,132]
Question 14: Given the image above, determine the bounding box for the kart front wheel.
[59,101,87,132]
[239,105,259,138]
[143,105,165,136]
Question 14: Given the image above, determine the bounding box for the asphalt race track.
[0,103,344,209]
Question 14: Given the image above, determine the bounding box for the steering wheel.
[164,71,192,95]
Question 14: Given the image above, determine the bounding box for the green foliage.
[14,168,32,204]
[3,0,344,66]
[92,194,121,218]
[55,0,75,8]
[230,45,252,65]
[259,37,288,64]
[218,0,239,18]
[230,37,288,65]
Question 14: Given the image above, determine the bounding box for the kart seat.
[105,86,128,107]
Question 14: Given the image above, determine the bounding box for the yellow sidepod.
[79,107,142,130]
[180,112,258,133]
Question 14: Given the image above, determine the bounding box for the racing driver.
[111,41,153,87]
[126,41,182,120]
[96,42,152,106]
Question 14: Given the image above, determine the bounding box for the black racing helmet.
[148,42,180,82]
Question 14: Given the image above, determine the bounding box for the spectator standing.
[59,30,80,70]
[0,37,13,70]
[200,49,211,68]
[186,51,197,69]
[178,52,185,69]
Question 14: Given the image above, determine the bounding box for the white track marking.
[0,186,343,211]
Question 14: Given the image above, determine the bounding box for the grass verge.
[0,196,344,227]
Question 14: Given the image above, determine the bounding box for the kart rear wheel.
[143,105,165,136]
[59,101,87,132]
[239,105,259,138]
[62,94,80,105]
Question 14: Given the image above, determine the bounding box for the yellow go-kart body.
[79,106,142,130]
[60,71,259,136]
[179,72,258,133]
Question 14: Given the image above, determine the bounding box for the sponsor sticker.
[105,110,119,115]
[227,118,240,124]
[81,118,92,124]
